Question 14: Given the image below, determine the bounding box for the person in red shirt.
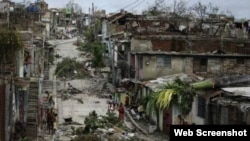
[118,103,125,121]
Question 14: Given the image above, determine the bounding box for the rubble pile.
[67,110,137,141]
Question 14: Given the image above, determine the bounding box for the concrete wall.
[136,55,250,80]
[223,58,250,74]
[18,49,24,78]
[45,23,50,38]
[207,58,222,74]
[183,57,193,74]
[172,101,205,125]
[139,55,184,80]
[5,84,11,141]
[34,49,44,77]
[131,37,250,54]
[131,38,152,52]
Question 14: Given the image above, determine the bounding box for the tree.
[91,41,105,68]
[79,18,104,69]
[143,78,196,129]
[190,2,207,20]
[0,30,23,62]
[207,2,219,15]
[173,0,188,16]
[143,0,170,16]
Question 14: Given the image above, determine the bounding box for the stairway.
[41,80,54,94]
[26,80,39,140]
[44,66,50,80]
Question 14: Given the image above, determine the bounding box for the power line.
[114,0,140,13]
[129,0,146,12]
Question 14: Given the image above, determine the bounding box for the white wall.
[171,99,206,125]
[18,49,24,78]
[45,23,50,38]
[191,96,206,125]
[114,45,118,67]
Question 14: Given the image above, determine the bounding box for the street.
[39,37,114,140]
[38,36,168,141]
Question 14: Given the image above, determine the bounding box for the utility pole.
[112,41,115,86]
[92,3,96,39]
[7,1,10,29]
[107,22,115,86]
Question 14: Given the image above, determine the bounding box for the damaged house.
[0,0,50,140]
[103,10,250,136]
[207,87,250,125]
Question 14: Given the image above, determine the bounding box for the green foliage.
[83,110,121,134]
[145,6,162,16]
[76,127,84,135]
[84,28,95,43]
[84,110,104,133]
[143,92,159,114]
[168,78,196,115]
[77,28,95,52]
[78,22,105,68]
[19,137,31,141]
[77,42,92,52]
[143,78,196,116]
[73,134,99,141]
[0,30,23,61]
[156,89,176,110]
[105,112,120,124]
[142,0,165,16]
[91,41,105,68]
[55,57,89,79]
[191,79,215,90]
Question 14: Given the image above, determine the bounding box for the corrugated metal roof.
[221,87,250,97]
[143,73,195,92]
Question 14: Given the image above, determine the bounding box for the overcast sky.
[14,0,250,19]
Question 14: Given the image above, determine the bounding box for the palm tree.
[143,78,196,130]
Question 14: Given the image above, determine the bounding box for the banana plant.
[143,78,196,129]
[142,91,161,130]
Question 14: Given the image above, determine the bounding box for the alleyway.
[38,37,113,140]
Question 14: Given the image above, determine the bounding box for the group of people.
[42,91,57,134]
[108,88,126,121]
[41,108,57,134]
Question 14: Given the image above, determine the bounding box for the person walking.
[118,103,125,121]
[48,95,55,106]
[46,109,53,134]
[52,110,57,134]
[113,88,120,109]
[125,94,130,109]
[107,95,114,113]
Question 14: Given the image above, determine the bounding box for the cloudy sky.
[14,0,250,19]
